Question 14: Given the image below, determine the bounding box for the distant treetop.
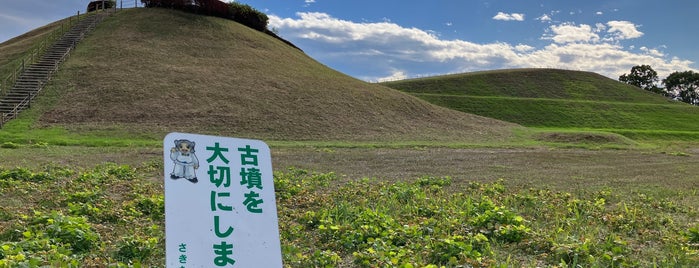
[140,0,267,32]
[140,0,300,50]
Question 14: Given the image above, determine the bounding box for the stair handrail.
[0,9,115,127]
[0,93,31,128]
[0,11,91,98]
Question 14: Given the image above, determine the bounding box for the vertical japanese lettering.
[206,141,235,266]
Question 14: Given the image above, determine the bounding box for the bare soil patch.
[535,132,634,145]
[3,145,697,199]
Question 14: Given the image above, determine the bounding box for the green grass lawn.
[413,94,699,140]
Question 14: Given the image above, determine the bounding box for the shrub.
[115,235,159,262]
[229,2,268,31]
[0,167,53,182]
[33,212,100,253]
[0,211,100,267]
[0,142,20,149]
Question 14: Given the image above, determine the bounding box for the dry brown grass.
[2,145,697,197]
[272,146,699,199]
[30,8,518,142]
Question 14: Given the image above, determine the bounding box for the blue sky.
[1,1,696,82]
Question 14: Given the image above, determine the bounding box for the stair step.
[0,107,28,113]
[11,84,40,88]
[22,71,51,75]
[16,72,47,76]
[0,103,25,108]
[8,88,39,92]
[43,53,69,56]
[13,86,43,89]
[25,65,53,69]
[18,72,49,76]
[2,96,32,100]
[1,99,31,104]
[18,74,48,78]
[5,91,35,96]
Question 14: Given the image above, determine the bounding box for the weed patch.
[277,171,699,267]
[0,166,697,266]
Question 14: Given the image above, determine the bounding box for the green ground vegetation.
[1,166,697,267]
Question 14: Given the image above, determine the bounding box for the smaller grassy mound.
[411,95,699,131]
[382,69,699,141]
[383,68,668,103]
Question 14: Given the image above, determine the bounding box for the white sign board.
[164,132,282,267]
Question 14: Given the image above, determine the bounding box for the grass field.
[1,149,698,267]
[1,7,698,268]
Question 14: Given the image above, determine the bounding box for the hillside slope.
[383,69,668,103]
[382,69,699,136]
[28,8,517,142]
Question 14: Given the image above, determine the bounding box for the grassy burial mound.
[10,8,518,143]
[382,69,699,140]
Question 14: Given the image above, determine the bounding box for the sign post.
[164,132,282,267]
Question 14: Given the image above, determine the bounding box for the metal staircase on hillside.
[0,9,113,127]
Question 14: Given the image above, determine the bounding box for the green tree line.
[619,65,699,105]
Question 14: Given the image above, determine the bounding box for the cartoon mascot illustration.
[170,139,199,183]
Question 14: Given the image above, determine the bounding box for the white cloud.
[543,23,600,44]
[640,46,664,57]
[606,21,643,40]
[303,0,315,7]
[493,12,525,21]
[376,70,408,82]
[515,44,535,52]
[269,12,695,81]
[536,14,551,22]
[596,11,603,15]
[594,23,606,32]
